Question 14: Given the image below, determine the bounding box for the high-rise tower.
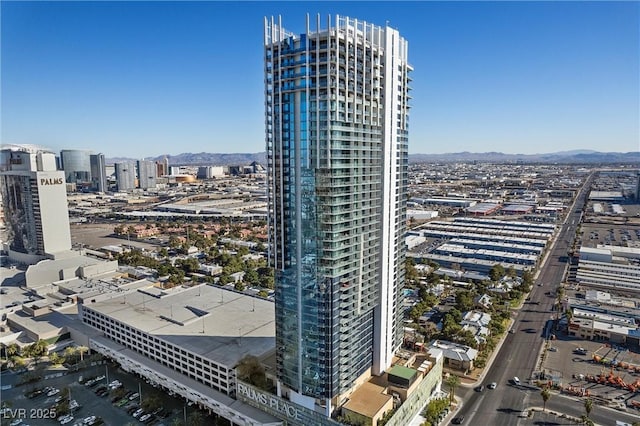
[264,15,411,412]
[60,149,92,184]
[0,145,73,263]
[137,160,157,190]
[114,161,136,191]
[90,153,107,193]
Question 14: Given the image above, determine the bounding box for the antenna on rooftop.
[252,298,255,312]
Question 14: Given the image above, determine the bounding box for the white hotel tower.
[264,15,411,414]
[0,145,72,263]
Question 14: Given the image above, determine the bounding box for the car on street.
[488,382,497,389]
[548,347,558,352]
[474,385,484,392]
[452,416,465,424]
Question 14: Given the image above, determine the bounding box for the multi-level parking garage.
[409,217,556,277]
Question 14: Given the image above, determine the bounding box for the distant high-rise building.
[114,162,136,191]
[264,15,411,412]
[197,166,225,179]
[163,156,169,176]
[137,160,157,189]
[60,149,92,184]
[90,153,107,193]
[0,145,73,262]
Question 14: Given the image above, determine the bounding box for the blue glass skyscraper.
[264,15,411,415]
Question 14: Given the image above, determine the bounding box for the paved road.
[451,175,597,426]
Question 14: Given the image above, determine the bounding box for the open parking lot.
[1,362,215,426]
[540,333,640,413]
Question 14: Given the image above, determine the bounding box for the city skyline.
[2,1,638,158]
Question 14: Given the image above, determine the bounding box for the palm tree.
[77,346,89,362]
[540,387,551,412]
[5,343,20,360]
[584,398,593,420]
[445,374,460,406]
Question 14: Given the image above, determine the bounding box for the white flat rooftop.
[84,284,275,367]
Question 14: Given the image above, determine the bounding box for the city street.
[447,175,640,425]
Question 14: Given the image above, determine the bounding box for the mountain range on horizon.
[107,149,640,166]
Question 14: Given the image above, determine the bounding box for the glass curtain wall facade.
[60,149,92,184]
[90,154,107,193]
[264,15,411,409]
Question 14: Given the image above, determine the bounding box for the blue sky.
[2,1,638,158]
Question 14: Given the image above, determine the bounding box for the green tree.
[445,375,460,406]
[489,264,505,281]
[455,290,474,312]
[540,387,551,412]
[176,257,200,274]
[522,270,534,287]
[406,257,419,282]
[234,282,246,292]
[187,411,204,426]
[6,343,20,358]
[244,269,260,286]
[49,352,63,366]
[584,398,593,421]
[141,393,163,412]
[236,355,267,390]
[219,273,231,285]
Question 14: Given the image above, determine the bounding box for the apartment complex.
[264,15,411,414]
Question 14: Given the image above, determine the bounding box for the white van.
[513,376,521,385]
